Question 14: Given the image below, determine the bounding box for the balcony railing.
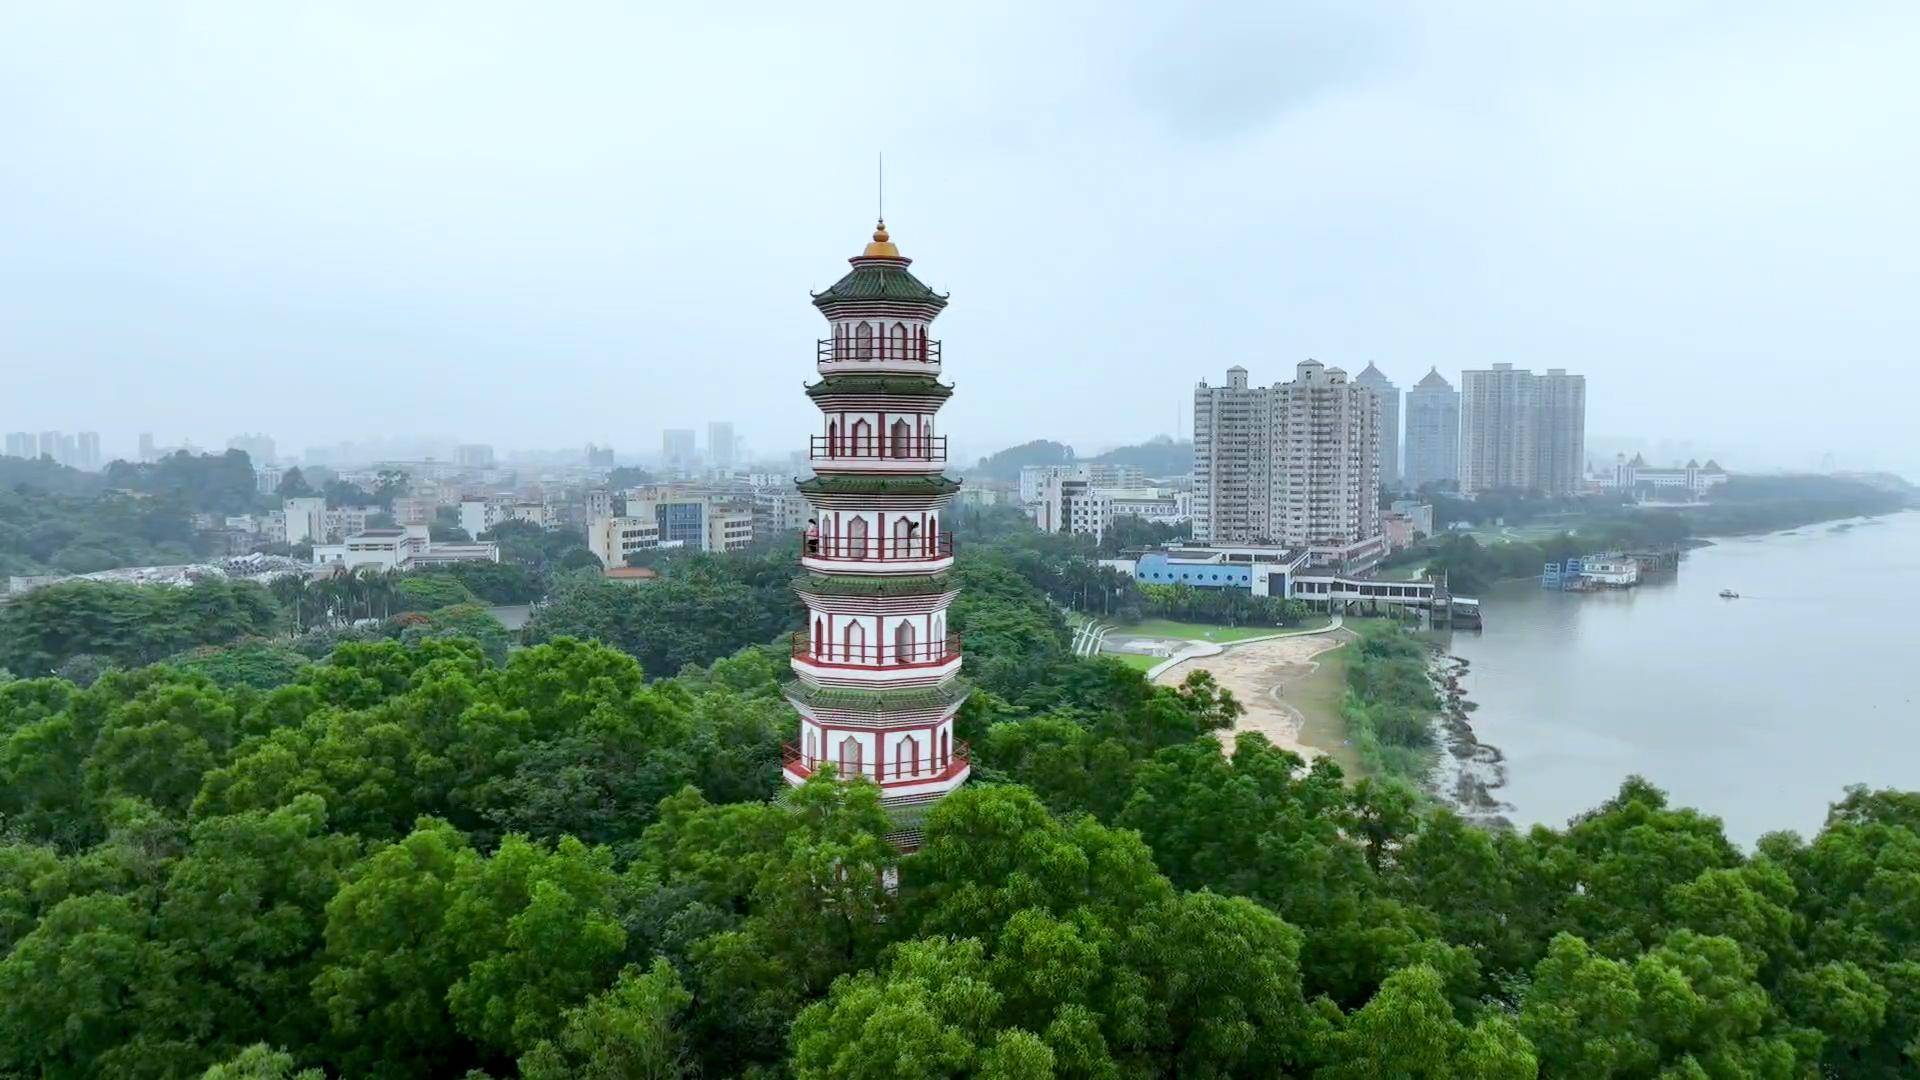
[792,631,961,669]
[809,435,947,462]
[783,739,970,783]
[802,534,955,562]
[818,338,941,365]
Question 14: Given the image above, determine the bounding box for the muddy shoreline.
[1426,650,1514,829]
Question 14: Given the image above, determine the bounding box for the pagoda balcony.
[808,435,947,473]
[782,739,971,792]
[790,632,963,686]
[817,337,941,374]
[801,534,954,575]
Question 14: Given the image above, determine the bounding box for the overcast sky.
[2,2,1916,474]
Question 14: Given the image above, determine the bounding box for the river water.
[1443,509,1920,846]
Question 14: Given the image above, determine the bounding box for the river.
[1442,509,1920,846]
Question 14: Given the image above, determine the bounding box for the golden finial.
[862,218,900,258]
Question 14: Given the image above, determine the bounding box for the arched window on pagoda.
[838,736,863,779]
[890,418,912,459]
[897,735,920,778]
[891,322,909,360]
[939,728,951,770]
[894,619,916,665]
[842,620,866,664]
[827,419,839,459]
[806,726,817,763]
[851,418,872,458]
[812,616,824,657]
[847,516,868,560]
[853,322,872,360]
[931,613,946,657]
[891,516,914,559]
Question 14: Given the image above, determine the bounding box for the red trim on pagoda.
[791,631,960,668]
[819,337,940,365]
[782,740,970,786]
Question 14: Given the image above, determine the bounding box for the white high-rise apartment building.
[1534,369,1587,497]
[1459,364,1585,495]
[1192,366,1275,544]
[1404,368,1460,490]
[1460,363,1537,493]
[1192,360,1381,550]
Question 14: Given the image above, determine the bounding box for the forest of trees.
[0,451,269,576]
[0,503,1917,1077]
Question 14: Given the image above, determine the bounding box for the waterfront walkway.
[1142,614,1346,681]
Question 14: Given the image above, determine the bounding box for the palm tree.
[352,566,382,622]
[366,567,397,620]
[270,574,309,634]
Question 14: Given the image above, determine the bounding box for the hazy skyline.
[3,3,1917,475]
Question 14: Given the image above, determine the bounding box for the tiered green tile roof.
[792,573,953,598]
[797,474,961,498]
[782,678,972,714]
[811,263,948,312]
[805,374,952,401]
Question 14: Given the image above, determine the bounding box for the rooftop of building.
[810,221,949,313]
[1354,361,1396,387]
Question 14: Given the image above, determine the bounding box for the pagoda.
[782,219,970,844]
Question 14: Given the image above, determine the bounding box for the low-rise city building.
[753,488,811,539]
[312,524,500,572]
[1028,473,1191,542]
[459,497,558,537]
[1605,454,1730,499]
[586,515,666,567]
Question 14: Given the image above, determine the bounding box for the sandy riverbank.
[1154,629,1355,761]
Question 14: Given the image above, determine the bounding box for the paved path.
[1068,616,1114,658]
[1143,615,1346,681]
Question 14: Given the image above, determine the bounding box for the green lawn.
[1110,652,1162,672]
[1289,631,1365,777]
[1113,616,1331,644]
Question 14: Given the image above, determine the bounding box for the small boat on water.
[1719,589,1740,599]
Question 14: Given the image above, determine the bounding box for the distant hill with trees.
[968,439,1075,479]
[970,435,1192,480]
[0,451,265,577]
[1086,434,1192,477]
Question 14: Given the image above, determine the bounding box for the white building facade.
[1460,364,1586,496]
[312,524,500,572]
[1192,361,1382,551]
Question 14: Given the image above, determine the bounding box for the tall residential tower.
[1192,360,1381,553]
[1354,362,1401,491]
[1533,369,1587,496]
[1460,364,1586,495]
[1403,367,1460,490]
[783,220,969,847]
